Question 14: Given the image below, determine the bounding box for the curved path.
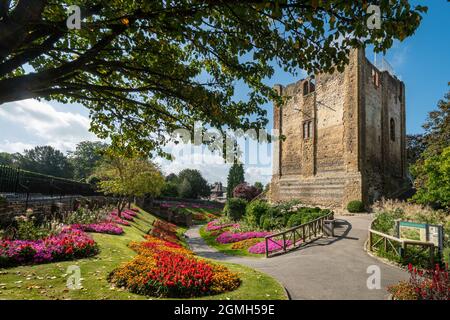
[185,215,409,300]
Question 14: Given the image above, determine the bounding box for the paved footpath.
[185,215,409,300]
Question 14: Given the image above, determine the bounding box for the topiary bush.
[245,200,270,227]
[347,200,365,213]
[225,198,248,221]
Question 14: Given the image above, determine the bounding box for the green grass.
[0,207,286,300]
[199,226,264,258]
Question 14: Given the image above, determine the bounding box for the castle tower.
[270,49,408,208]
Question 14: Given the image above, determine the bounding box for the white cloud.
[0,99,274,185]
[0,99,100,153]
[0,140,34,153]
[156,141,272,185]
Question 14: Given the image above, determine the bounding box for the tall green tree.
[411,89,450,193]
[0,1,427,156]
[412,147,450,209]
[94,154,165,214]
[16,146,73,178]
[227,163,245,198]
[68,141,107,181]
[406,134,426,168]
[0,152,14,166]
[177,169,210,199]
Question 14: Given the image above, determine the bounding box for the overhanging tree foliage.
[0,1,426,155]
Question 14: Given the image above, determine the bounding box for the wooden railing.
[368,228,436,266]
[264,212,334,258]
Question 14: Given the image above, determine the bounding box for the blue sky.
[0,1,448,184]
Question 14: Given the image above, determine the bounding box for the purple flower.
[0,227,98,267]
[72,223,123,235]
[216,231,271,244]
[248,240,293,254]
[206,220,239,232]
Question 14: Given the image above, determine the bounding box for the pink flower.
[248,240,293,254]
[216,231,271,244]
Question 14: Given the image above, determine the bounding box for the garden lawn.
[0,207,285,300]
[199,226,264,258]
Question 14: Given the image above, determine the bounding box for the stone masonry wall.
[270,49,407,208]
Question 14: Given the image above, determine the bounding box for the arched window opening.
[390,118,395,141]
[309,79,316,93]
[303,81,309,96]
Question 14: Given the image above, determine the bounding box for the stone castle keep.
[270,49,409,208]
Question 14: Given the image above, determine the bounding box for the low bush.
[347,200,365,213]
[225,198,248,221]
[245,200,270,227]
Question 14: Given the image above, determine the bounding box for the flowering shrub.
[390,263,449,300]
[231,238,263,250]
[0,227,98,267]
[206,220,239,232]
[232,183,261,201]
[73,223,124,235]
[109,235,240,297]
[248,239,293,254]
[216,231,271,244]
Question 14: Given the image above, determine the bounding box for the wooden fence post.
[265,238,269,258]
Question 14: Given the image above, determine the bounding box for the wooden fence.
[368,228,436,266]
[264,212,334,258]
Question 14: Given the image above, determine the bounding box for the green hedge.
[347,200,365,213]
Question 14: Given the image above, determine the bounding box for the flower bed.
[110,209,136,221]
[216,231,271,244]
[149,220,181,243]
[108,235,240,297]
[248,239,293,254]
[73,223,123,235]
[0,227,98,267]
[231,238,263,250]
[106,214,130,226]
[388,263,449,300]
[206,220,239,232]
